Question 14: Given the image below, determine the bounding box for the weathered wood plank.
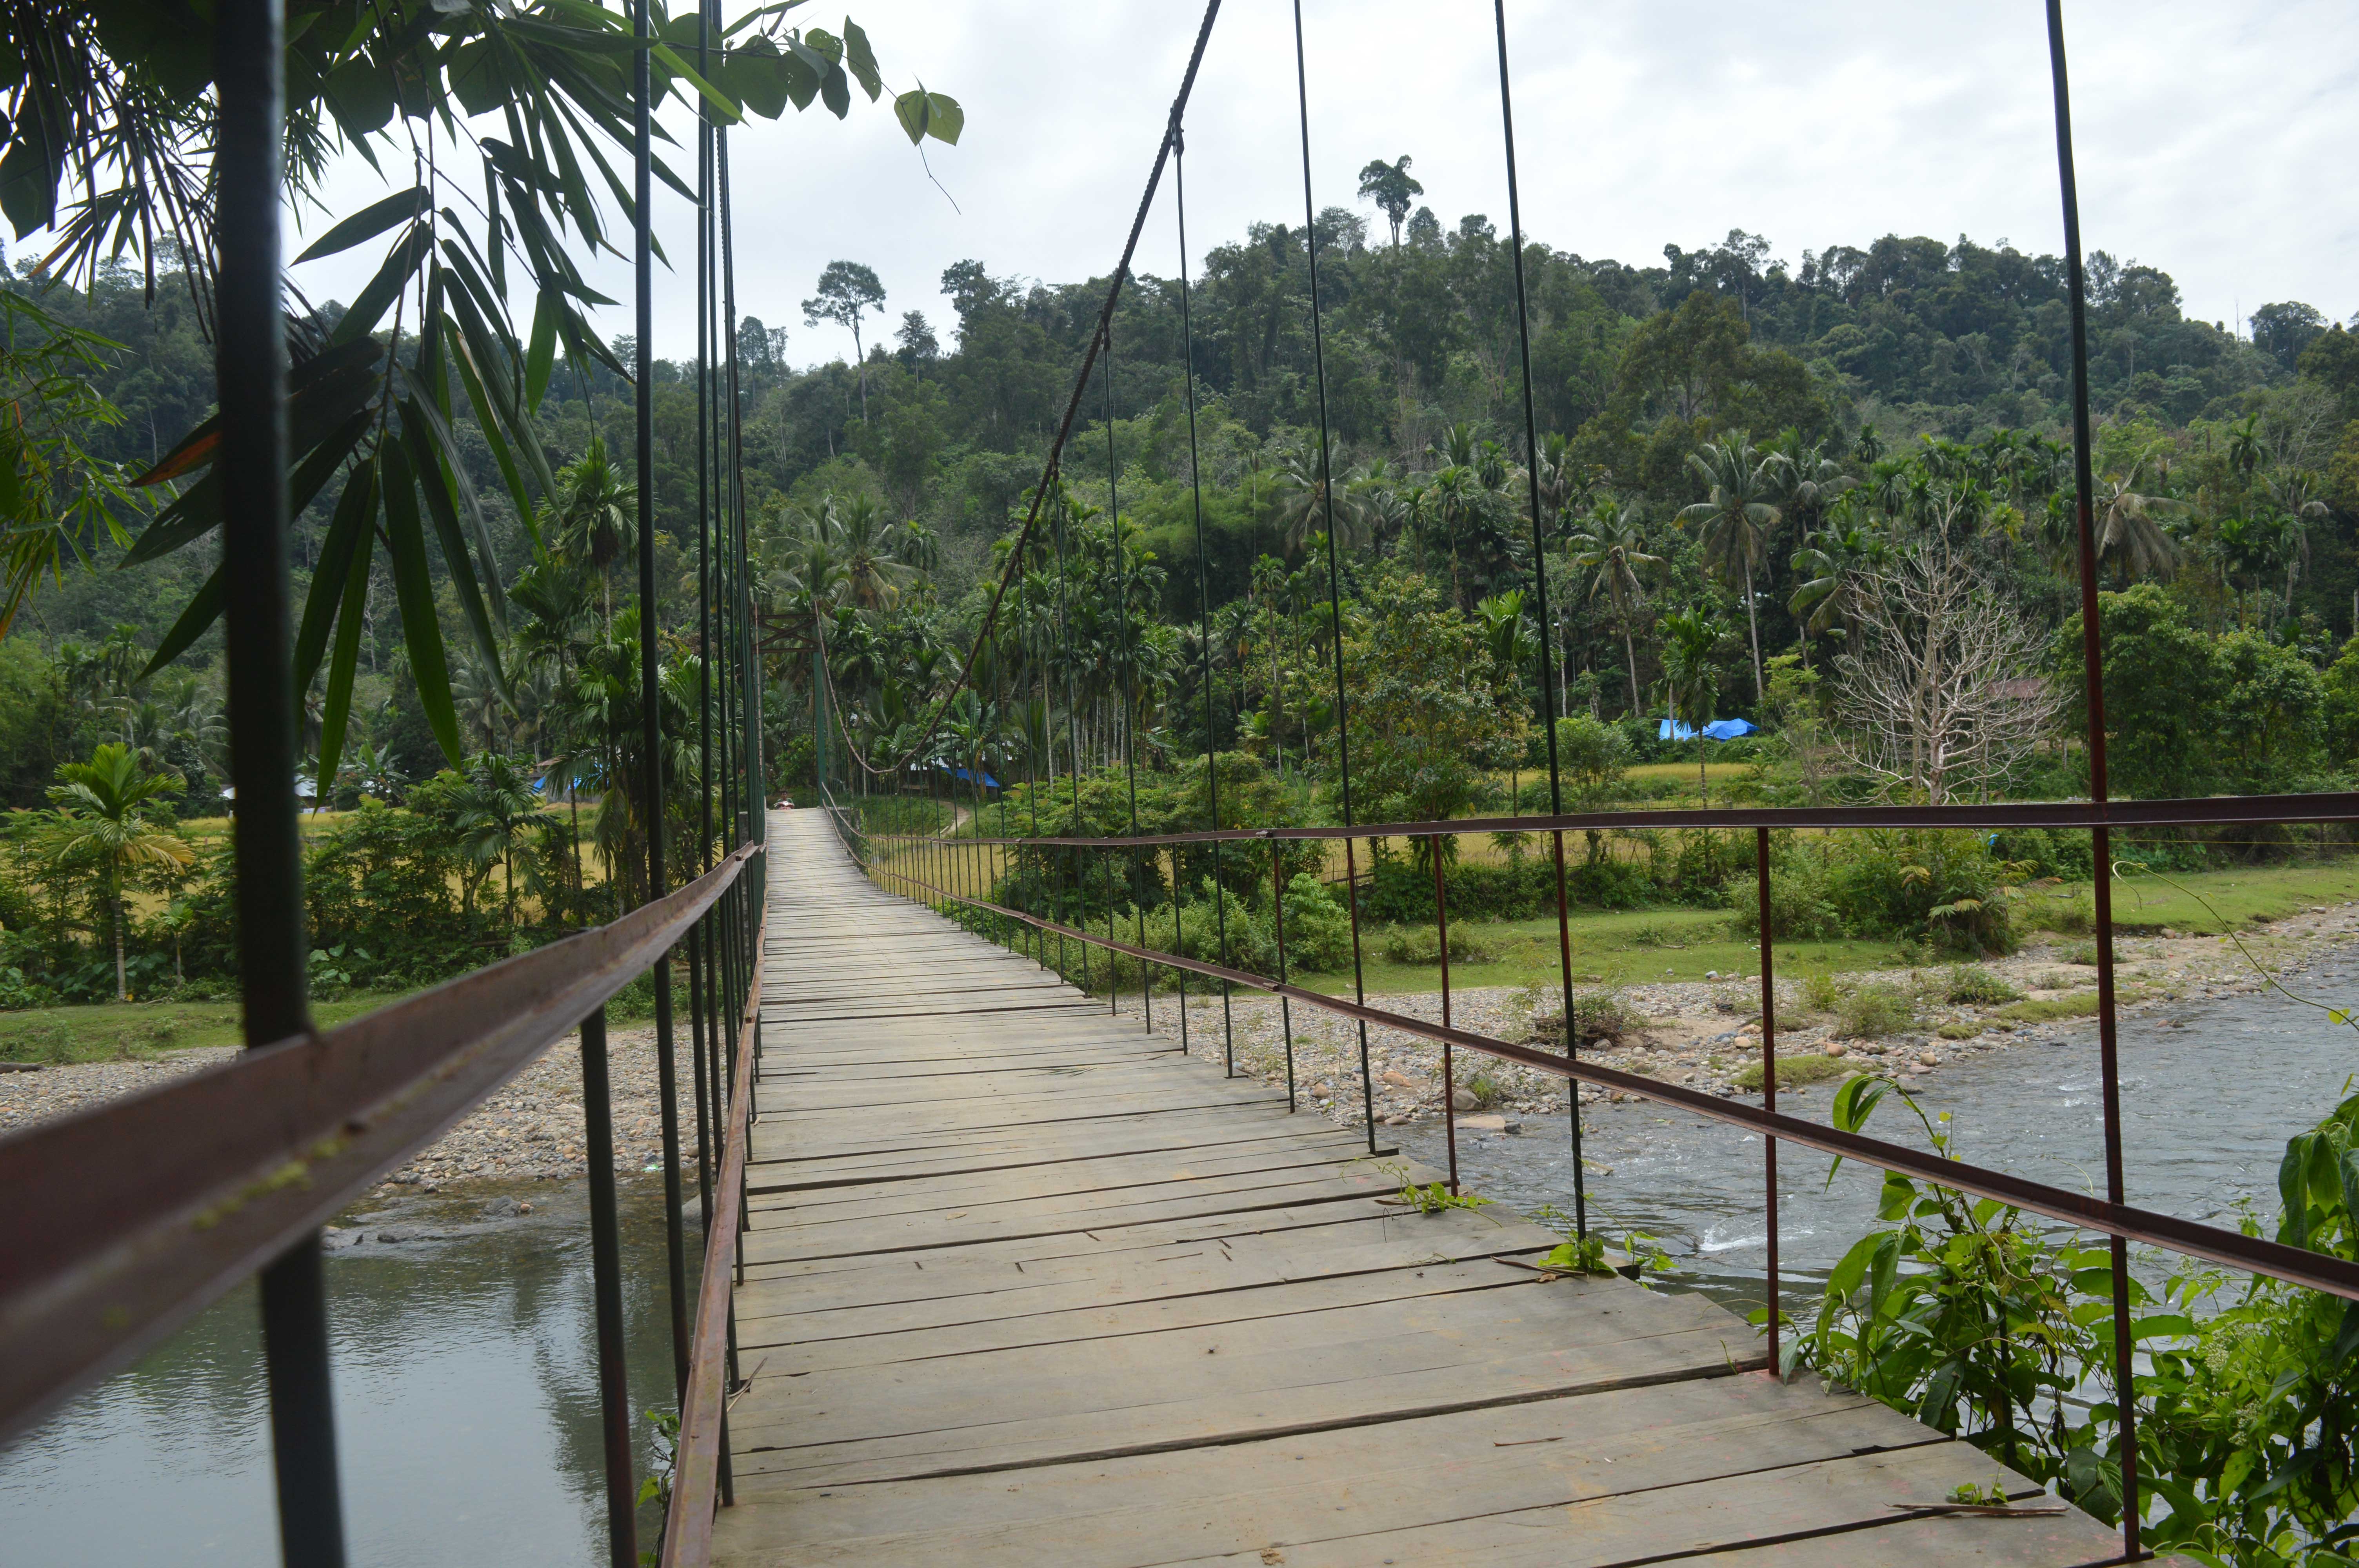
[711,811,2119,1566]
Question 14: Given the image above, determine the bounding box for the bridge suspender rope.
[2048,1,2142,1552]
[1288,0,1378,1154]
[215,3,346,1562]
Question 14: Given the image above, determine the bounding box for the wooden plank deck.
[714,809,2127,1566]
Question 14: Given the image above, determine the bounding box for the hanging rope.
[1108,319,1152,1032]
[1290,0,1376,1150]
[1490,0,1587,1239]
[819,0,1225,784]
[1173,126,1235,1073]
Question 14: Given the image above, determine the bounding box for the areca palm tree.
[1565,497,1663,714]
[545,436,636,632]
[1677,433,1783,702]
[453,752,540,931]
[1787,508,1890,668]
[49,744,193,1002]
[1657,611,1727,806]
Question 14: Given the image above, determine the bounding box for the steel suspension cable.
[820,0,1225,787]
[1490,0,1586,1239]
[685,0,716,1240]
[217,0,348,1558]
[632,0,692,1406]
[1107,322,1149,1029]
[1290,0,1375,1148]
[2046,1,2140,1552]
[1172,129,1235,1074]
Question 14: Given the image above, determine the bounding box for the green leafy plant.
[1836,983,1914,1038]
[1943,965,2022,1005]
[1365,1158,1496,1217]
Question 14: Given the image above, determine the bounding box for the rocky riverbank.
[1109,900,2359,1131]
[0,1022,702,1197]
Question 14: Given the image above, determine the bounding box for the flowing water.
[0,1180,691,1566]
[1397,947,2359,1318]
[7,954,2356,1564]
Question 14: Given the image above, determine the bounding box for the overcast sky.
[286,0,2358,367]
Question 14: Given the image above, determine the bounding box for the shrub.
[1277,873,1353,973]
[1943,965,2022,1005]
[1837,984,1914,1038]
[1799,971,1842,1014]
[1379,924,1502,966]
[1531,989,1636,1049]
[1730,1054,1859,1093]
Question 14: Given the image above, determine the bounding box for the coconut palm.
[1676,432,1783,702]
[2091,461,2187,583]
[49,744,193,1002]
[1566,497,1663,715]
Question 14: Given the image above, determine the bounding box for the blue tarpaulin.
[1658,717,1759,742]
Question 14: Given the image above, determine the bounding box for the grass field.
[0,962,667,1066]
[0,993,408,1065]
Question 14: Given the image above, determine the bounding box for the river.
[1394,946,2359,1319]
[5,953,2353,1564]
[0,1180,689,1566]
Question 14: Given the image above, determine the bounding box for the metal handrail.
[0,841,757,1449]
[660,898,764,1566]
[863,825,2359,1306]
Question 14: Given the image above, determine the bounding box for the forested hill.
[8,208,2357,663]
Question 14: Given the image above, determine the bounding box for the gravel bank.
[0,1024,706,1197]
[1107,900,2359,1132]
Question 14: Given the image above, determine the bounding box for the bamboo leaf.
[316,524,375,803]
[293,185,429,264]
[650,42,743,123]
[382,441,462,767]
[399,403,507,694]
[137,564,225,680]
[442,317,537,546]
[527,288,559,405]
[329,222,436,347]
[293,457,380,695]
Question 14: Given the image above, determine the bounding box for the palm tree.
[2211,513,2287,630]
[2092,461,2187,583]
[1677,432,1783,702]
[1787,507,1889,668]
[453,752,541,931]
[1565,497,1663,714]
[545,436,636,632]
[2262,468,2330,611]
[1657,611,1726,806]
[49,744,193,1002]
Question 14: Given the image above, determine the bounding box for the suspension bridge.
[4,0,2354,1563]
[692,808,2132,1565]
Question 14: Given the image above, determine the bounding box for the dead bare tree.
[1833,541,2063,805]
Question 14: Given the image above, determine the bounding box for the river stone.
[1451,1087,1478,1111]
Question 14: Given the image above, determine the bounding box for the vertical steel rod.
[1171,130,1234,1075]
[1492,0,1585,1240]
[1270,836,1296,1111]
[1435,840,1458,1193]
[2047,4,2141,1552]
[1289,0,1375,1153]
[1756,826,1779,1376]
[580,1005,637,1567]
[633,0,691,1405]
[217,2,346,1560]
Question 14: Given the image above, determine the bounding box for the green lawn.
[2034,860,2359,934]
[1290,906,1897,996]
[0,992,409,1065]
[1280,860,2359,998]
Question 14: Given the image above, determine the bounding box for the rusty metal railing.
[0,842,760,1445]
[849,788,2359,1560]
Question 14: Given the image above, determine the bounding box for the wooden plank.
[711,811,2117,1566]
[708,1376,1928,1565]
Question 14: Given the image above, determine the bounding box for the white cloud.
[274,0,2358,363]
